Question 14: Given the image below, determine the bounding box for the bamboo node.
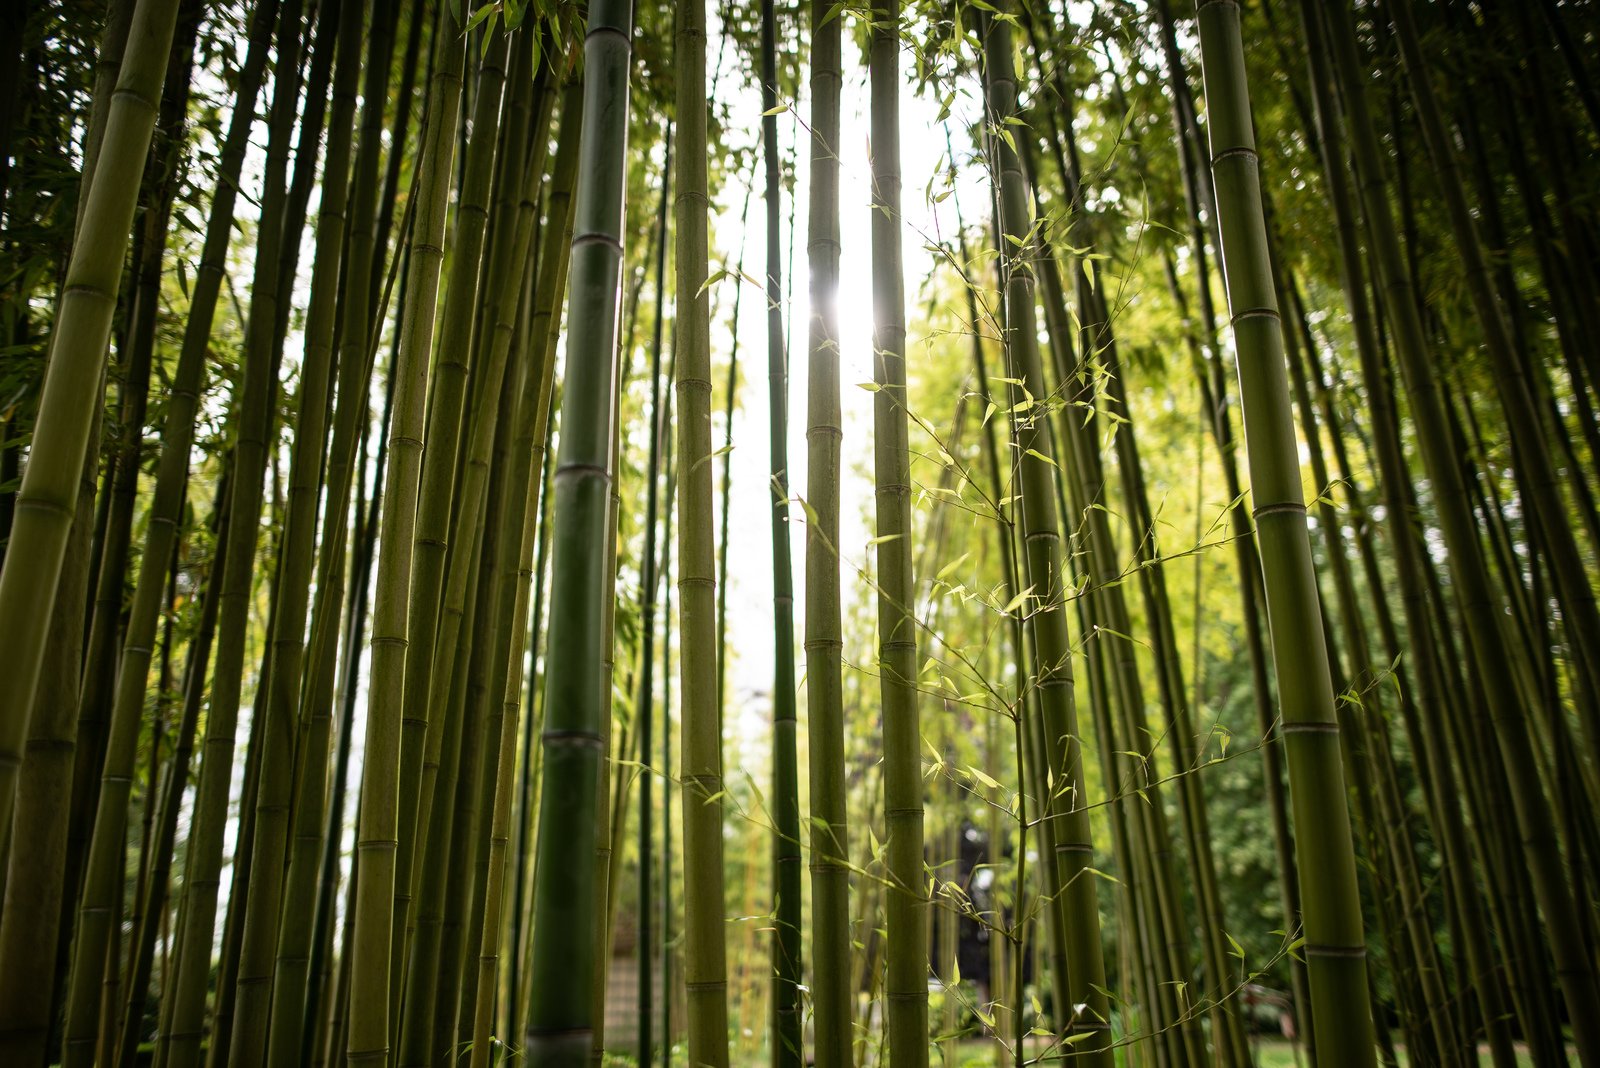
[1280,721,1340,735]
[1211,145,1258,165]
[541,729,603,748]
[1303,943,1367,958]
[572,231,624,254]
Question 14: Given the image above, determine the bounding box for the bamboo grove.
[1,0,1597,1064]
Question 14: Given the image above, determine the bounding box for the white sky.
[712,15,994,775]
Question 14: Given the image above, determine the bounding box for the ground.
[945,1039,1565,1067]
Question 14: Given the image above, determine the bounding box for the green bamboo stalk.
[208,5,342,1039]
[152,6,306,1066]
[324,795,362,1068]
[265,5,401,1061]
[1273,260,1472,1065]
[432,88,565,1060]
[468,92,580,1065]
[977,7,1113,1059]
[957,257,1020,1066]
[589,293,625,1068]
[509,409,555,1043]
[760,0,801,1059]
[1110,15,1259,1059]
[674,2,730,1059]
[868,1,926,1062]
[509,78,581,1046]
[660,425,678,1068]
[116,478,227,1068]
[0,5,197,1058]
[804,0,854,1059]
[228,3,359,1059]
[113,23,200,996]
[0,0,180,862]
[1072,399,1198,1068]
[369,0,424,314]
[1316,1,1600,1060]
[464,348,536,1068]
[407,428,497,1063]
[0,407,100,1065]
[390,25,510,1002]
[1298,317,1529,1062]
[637,120,674,1068]
[1388,0,1600,761]
[457,102,563,1068]
[515,538,553,1049]
[414,51,564,1065]
[949,175,1035,1066]
[399,51,541,1067]
[716,289,740,728]
[1137,24,1314,1049]
[1032,236,1202,1065]
[201,489,273,1065]
[74,2,199,901]
[1025,90,1240,1056]
[346,2,465,1059]
[971,42,1075,1058]
[523,1,634,1059]
[1192,2,1377,1062]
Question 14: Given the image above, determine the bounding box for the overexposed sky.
[712,11,994,775]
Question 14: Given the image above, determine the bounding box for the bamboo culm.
[0,0,182,842]
[523,2,634,1061]
[760,0,803,1059]
[1192,2,1378,1062]
[346,3,465,1060]
[803,0,855,1059]
[979,6,1114,1059]
[868,2,928,1062]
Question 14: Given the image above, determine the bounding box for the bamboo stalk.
[1193,2,1377,1061]
[0,0,181,839]
[977,6,1112,1059]
[346,2,464,1059]
[524,2,635,1059]
[868,2,927,1063]
[674,1,730,1059]
[804,0,855,1057]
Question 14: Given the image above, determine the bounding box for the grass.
[601,1037,1572,1066]
[945,1038,1565,1067]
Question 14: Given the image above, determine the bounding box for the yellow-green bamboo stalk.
[390,24,510,999]
[804,0,854,1060]
[523,2,634,1060]
[674,0,730,1061]
[1192,2,1376,1061]
[228,3,360,1059]
[346,3,464,1060]
[977,6,1113,1060]
[264,3,399,1059]
[868,1,927,1062]
[156,4,307,1063]
[0,0,180,855]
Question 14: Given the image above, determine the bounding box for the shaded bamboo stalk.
[1193,2,1377,1061]
[803,0,855,1058]
[524,2,635,1060]
[0,0,182,840]
[346,2,464,1059]
[978,4,1113,1059]
[868,2,927,1062]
